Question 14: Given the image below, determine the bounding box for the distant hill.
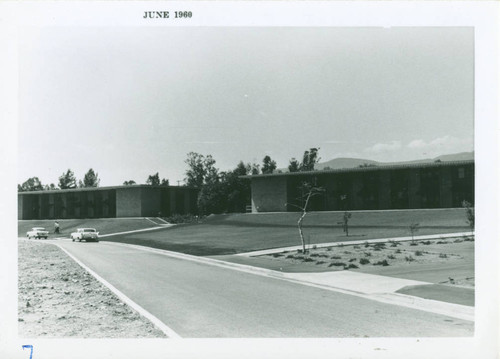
[315,152,474,171]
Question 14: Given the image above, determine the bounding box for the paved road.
[55,241,473,338]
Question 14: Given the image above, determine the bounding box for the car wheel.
[72,237,75,242]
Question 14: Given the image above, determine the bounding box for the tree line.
[18,169,101,192]
[184,148,320,215]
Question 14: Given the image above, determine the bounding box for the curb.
[103,241,474,322]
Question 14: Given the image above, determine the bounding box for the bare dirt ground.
[18,239,166,338]
[261,236,475,287]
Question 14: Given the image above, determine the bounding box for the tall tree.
[203,155,219,184]
[288,158,300,173]
[43,183,57,191]
[123,180,136,186]
[58,169,77,189]
[18,177,44,192]
[161,178,170,186]
[262,155,277,174]
[184,152,207,188]
[184,152,219,187]
[146,172,160,186]
[300,147,320,171]
[80,168,100,188]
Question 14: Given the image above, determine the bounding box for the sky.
[18,27,474,187]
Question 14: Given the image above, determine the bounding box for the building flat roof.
[17,184,198,195]
[239,159,474,179]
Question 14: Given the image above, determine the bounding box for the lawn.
[101,209,472,256]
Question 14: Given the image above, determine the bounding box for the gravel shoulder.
[18,239,167,338]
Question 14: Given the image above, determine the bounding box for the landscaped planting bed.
[260,236,474,287]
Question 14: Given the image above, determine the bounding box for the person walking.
[54,221,60,234]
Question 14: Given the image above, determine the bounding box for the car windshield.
[83,229,96,232]
[33,228,45,230]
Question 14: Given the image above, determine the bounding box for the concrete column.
[439,166,453,208]
[170,188,176,214]
[61,194,67,218]
[49,193,55,218]
[18,194,24,220]
[37,195,42,219]
[408,168,421,209]
[351,176,363,210]
[378,171,391,210]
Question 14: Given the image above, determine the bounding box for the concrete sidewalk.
[284,270,430,294]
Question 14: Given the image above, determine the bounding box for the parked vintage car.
[26,227,49,239]
[70,228,99,242]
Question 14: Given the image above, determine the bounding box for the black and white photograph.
[1,2,498,359]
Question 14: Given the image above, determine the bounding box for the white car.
[26,227,49,239]
[71,228,99,242]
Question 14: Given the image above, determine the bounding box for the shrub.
[395,249,402,254]
[422,240,432,245]
[286,254,294,259]
[349,258,357,262]
[303,257,314,262]
[415,251,423,256]
[328,262,347,268]
[439,253,448,258]
[462,200,474,232]
[364,242,370,248]
[409,242,418,246]
[453,238,464,243]
[343,251,352,254]
[315,261,326,265]
[353,245,361,249]
[347,263,359,269]
[330,255,342,260]
[387,254,396,260]
[310,253,320,258]
[359,258,370,265]
[436,240,448,244]
[272,253,283,258]
[373,260,389,266]
[364,252,372,257]
[405,255,415,262]
[165,213,200,224]
[326,247,332,251]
